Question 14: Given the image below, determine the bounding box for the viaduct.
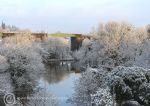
[1,32,93,51]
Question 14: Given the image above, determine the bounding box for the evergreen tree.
[1,21,6,29]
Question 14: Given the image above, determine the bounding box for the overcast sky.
[0,0,149,33]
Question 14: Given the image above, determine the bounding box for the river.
[38,62,81,106]
[0,62,81,106]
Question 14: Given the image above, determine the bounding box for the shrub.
[0,40,44,88]
[107,66,150,105]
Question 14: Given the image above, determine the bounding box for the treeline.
[0,21,31,32]
[0,21,19,32]
[69,21,150,106]
[73,21,150,69]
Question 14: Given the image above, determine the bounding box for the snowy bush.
[0,55,9,72]
[71,66,150,106]
[68,67,107,106]
[107,66,150,105]
[0,42,44,88]
[0,73,13,94]
[91,87,114,106]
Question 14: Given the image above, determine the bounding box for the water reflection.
[39,62,81,106]
[43,62,80,84]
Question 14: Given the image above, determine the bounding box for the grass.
[0,32,82,39]
[49,33,81,37]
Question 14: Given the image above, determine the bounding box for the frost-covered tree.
[68,67,107,106]
[135,38,150,69]
[0,35,45,88]
[70,66,150,106]
[107,66,150,105]
[0,55,9,72]
[72,38,98,66]
[74,21,148,68]
[41,36,71,62]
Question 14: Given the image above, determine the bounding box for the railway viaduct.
[0,32,93,51]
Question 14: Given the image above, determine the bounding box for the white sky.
[0,0,149,33]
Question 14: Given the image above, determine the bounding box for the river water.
[38,62,81,106]
[0,62,81,106]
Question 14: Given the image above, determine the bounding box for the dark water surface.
[38,62,81,106]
